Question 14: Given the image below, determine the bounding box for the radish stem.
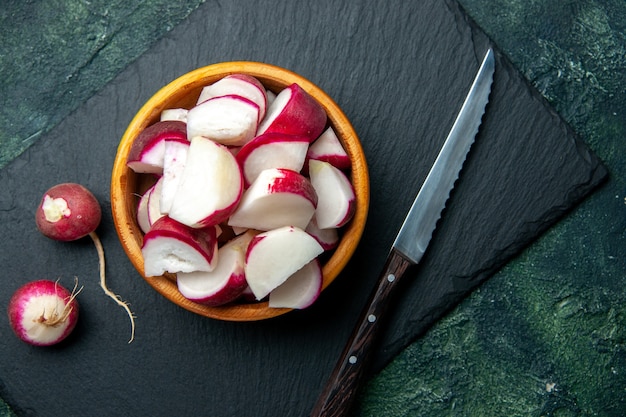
[89,231,136,343]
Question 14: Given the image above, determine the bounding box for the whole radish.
[8,279,81,346]
[35,183,136,343]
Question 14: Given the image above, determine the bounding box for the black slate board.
[0,0,607,416]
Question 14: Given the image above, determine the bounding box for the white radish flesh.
[269,259,322,309]
[228,168,317,231]
[236,132,310,186]
[245,226,324,300]
[160,138,190,214]
[196,74,267,121]
[309,159,356,229]
[160,108,188,122]
[187,94,259,146]
[142,216,219,277]
[305,216,339,250]
[136,185,153,234]
[147,177,165,226]
[168,136,243,228]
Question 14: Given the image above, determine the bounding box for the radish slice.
[196,74,267,121]
[187,94,259,146]
[269,259,322,309]
[305,217,339,250]
[256,83,327,142]
[176,231,255,306]
[147,177,165,226]
[160,138,190,214]
[228,168,317,231]
[160,108,188,122]
[236,132,310,186]
[168,136,243,228]
[245,226,324,300]
[137,185,153,234]
[127,120,187,174]
[307,127,351,170]
[309,159,356,229]
[142,216,219,277]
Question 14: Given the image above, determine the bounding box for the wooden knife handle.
[310,249,413,417]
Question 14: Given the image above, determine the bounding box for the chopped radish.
[266,89,276,107]
[236,132,310,186]
[128,76,360,312]
[239,285,258,303]
[126,120,187,174]
[196,74,267,121]
[187,94,259,146]
[245,226,324,300]
[159,138,190,214]
[176,231,256,306]
[305,216,339,250]
[309,160,356,229]
[228,168,317,231]
[35,183,135,342]
[136,180,166,233]
[168,136,243,228]
[142,216,219,277]
[306,127,351,170]
[269,259,322,309]
[8,279,82,346]
[257,83,327,142]
[160,108,188,122]
[136,185,153,234]
[147,177,165,225]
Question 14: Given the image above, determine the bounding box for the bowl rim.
[110,61,369,321]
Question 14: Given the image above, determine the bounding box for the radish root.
[89,231,136,343]
[43,278,83,327]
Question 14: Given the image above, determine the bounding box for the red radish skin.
[36,183,136,342]
[126,120,187,174]
[256,83,327,142]
[235,132,310,186]
[36,183,102,242]
[8,279,81,346]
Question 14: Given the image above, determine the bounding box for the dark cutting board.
[0,0,607,416]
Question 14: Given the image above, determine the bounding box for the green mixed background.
[1,1,624,416]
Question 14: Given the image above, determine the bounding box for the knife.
[310,48,495,417]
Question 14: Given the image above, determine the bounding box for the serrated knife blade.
[311,48,495,417]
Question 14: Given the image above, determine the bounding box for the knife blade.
[310,48,495,417]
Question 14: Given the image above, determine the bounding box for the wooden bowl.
[110,62,369,321]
